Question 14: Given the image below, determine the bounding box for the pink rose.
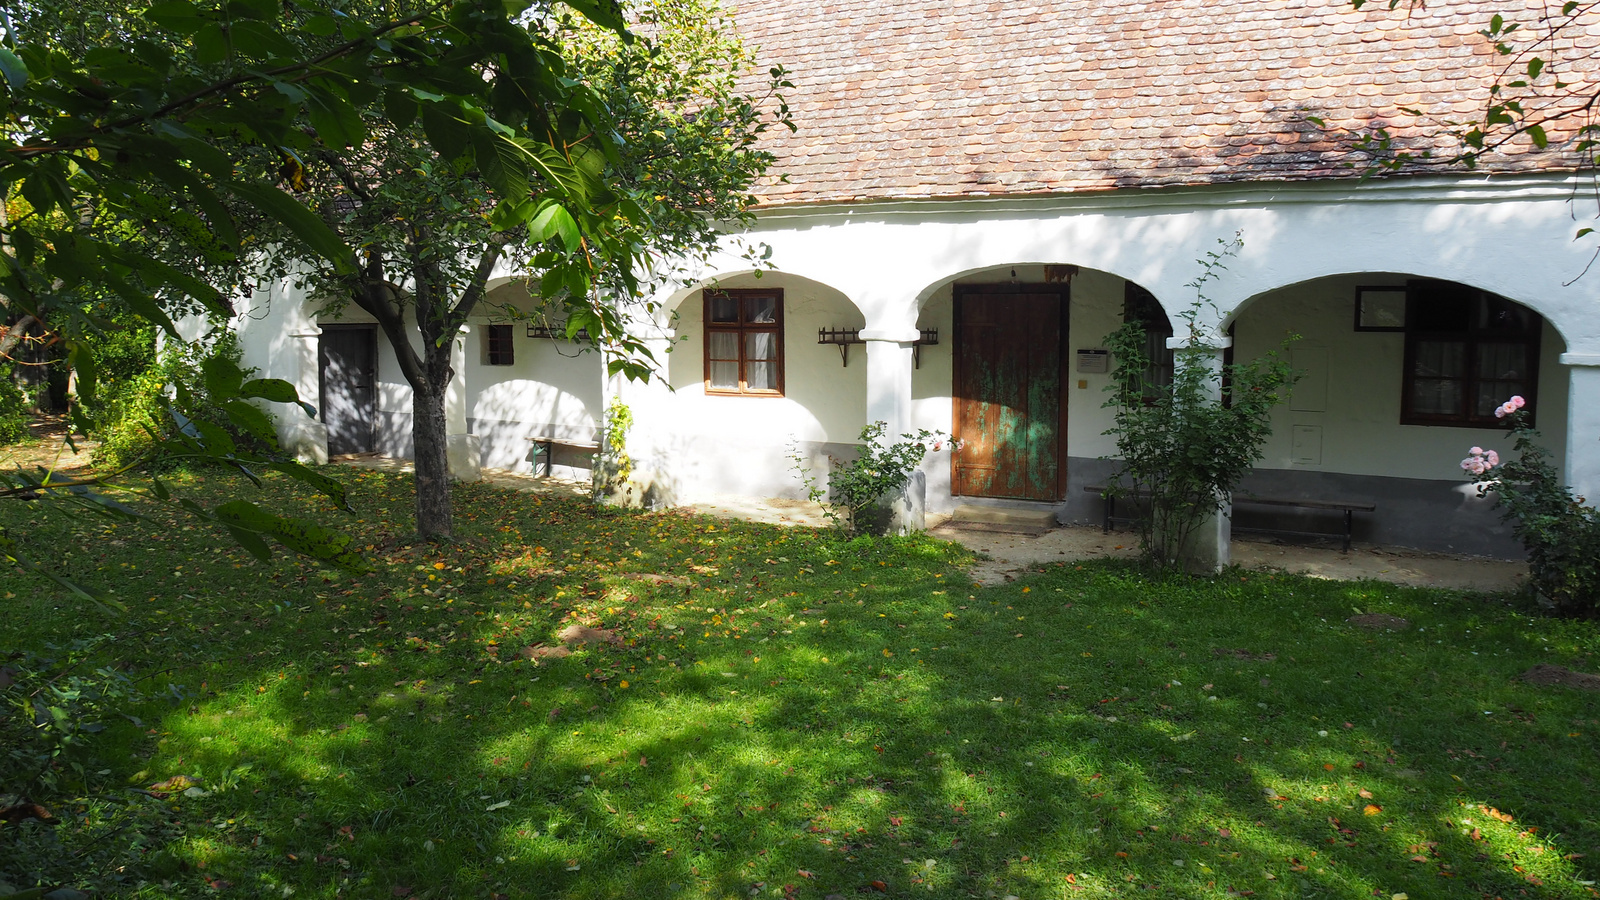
[1470,446,1484,455]
[1487,450,1500,467]
[1511,395,1526,409]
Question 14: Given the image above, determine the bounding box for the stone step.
[936,504,1059,536]
[949,504,1058,529]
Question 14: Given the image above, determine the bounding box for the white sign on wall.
[1076,349,1110,373]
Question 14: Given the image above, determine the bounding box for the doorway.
[951,286,1067,501]
[318,325,377,456]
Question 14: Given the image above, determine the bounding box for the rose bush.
[1462,396,1600,617]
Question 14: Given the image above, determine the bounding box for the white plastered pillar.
[1561,352,1600,506]
[1168,334,1232,573]
[863,319,924,532]
[446,329,481,481]
[284,325,329,465]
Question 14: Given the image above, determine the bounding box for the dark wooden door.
[319,326,376,456]
[952,290,1063,500]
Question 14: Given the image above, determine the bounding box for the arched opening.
[1226,272,1569,557]
[908,263,1168,516]
[621,270,867,503]
[463,277,606,477]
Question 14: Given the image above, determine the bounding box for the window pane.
[745,295,777,323]
[1473,342,1529,417]
[746,361,777,391]
[708,331,739,359]
[708,293,738,323]
[1478,297,1540,336]
[1413,340,1466,378]
[745,330,777,361]
[1408,281,1472,332]
[709,361,739,389]
[1475,380,1526,418]
[1477,342,1527,380]
[1412,378,1463,416]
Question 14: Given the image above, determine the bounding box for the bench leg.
[1342,508,1352,554]
[1103,496,1113,534]
[539,442,554,477]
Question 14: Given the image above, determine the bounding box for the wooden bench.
[1084,485,1376,553]
[526,436,600,477]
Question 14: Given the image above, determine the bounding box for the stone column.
[446,327,481,481]
[863,324,923,533]
[1168,334,1233,573]
[1561,353,1600,506]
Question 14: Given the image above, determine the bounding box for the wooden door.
[952,289,1064,500]
[319,326,377,456]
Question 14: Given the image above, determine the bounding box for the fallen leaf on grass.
[1363,805,1382,816]
[150,775,199,793]
[798,870,814,879]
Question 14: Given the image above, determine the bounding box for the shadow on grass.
[2,472,1597,899]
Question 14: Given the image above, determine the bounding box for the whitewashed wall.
[619,271,868,504]
[461,281,604,478]
[623,172,1600,554]
[1235,274,1569,482]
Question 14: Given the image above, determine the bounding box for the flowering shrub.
[791,422,958,537]
[1462,395,1600,617]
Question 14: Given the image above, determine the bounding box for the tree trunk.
[0,315,38,359]
[411,382,453,540]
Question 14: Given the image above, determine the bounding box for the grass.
[2,467,1598,899]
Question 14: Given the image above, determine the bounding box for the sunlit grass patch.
[1,469,1597,898]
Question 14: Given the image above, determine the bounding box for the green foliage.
[91,331,266,472]
[0,365,27,446]
[1102,239,1297,570]
[2,470,1599,896]
[594,396,634,501]
[1,634,162,797]
[1465,408,1600,616]
[796,421,955,537]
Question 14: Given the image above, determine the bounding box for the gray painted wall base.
[1062,457,1524,559]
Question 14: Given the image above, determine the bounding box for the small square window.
[484,324,514,366]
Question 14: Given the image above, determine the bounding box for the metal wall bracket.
[526,323,592,341]
[817,327,939,368]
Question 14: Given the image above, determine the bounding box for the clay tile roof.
[730,0,1598,205]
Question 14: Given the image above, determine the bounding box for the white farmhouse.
[233,0,1600,561]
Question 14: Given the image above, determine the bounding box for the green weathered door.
[952,290,1062,500]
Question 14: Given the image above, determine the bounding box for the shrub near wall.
[0,365,28,445]
[1463,397,1600,616]
[93,333,268,472]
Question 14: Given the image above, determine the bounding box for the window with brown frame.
[1401,279,1540,428]
[483,324,514,366]
[704,288,784,395]
[1123,281,1174,396]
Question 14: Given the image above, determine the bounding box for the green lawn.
[2,469,1598,899]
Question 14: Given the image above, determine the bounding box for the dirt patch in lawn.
[1212,648,1277,661]
[519,624,624,660]
[557,624,622,646]
[1519,664,1600,692]
[1346,613,1411,631]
